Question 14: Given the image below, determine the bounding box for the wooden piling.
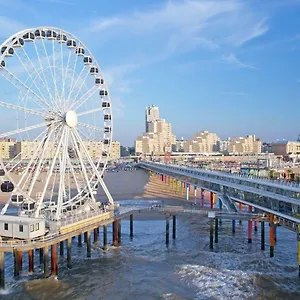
[60,241,64,256]
[130,214,133,238]
[87,231,91,258]
[118,221,121,245]
[78,233,82,247]
[13,249,19,277]
[0,251,4,290]
[166,216,170,246]
[210,219,214,249]
[103,225,107,251]
[172,215,176,239]
[261,221,265,250]
[112,221,118,247]
[269,214,275,257]
[51,244,58,277]
[28,249,34,273]
[67,238,72,269]
[44,246,49,278]
[215,218,218,243]
[94,228,98,243]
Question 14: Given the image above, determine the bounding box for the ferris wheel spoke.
[71,85,98,111]
[72,128,113,204]
[52,40,61,112]
[0,122,49,139]
[32,41,56,105]
[5,127,48,172]
[34,126,66,218]
[1,68,50,111]
[70,129,96,203]
[66,52,79,103]
[14,51,50,104]
[77,107,103,117]
[61,50,72,111]
[77,122,104,133]
[71,69,91,107]
[68,64,87,102]
[0,100,47,117]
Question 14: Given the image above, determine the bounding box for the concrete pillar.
[215,218,218,243]
[0,251,4,290]
[194,186,197,205]
[166,216,170,246]
[172,215,176,239]
[130,214,133,238]
[28,249,34,273]
[94,228,98,243]
[84,232,87,243]
[218,198,222,225]
[112,221,119,247]
[86,231,91,258]
[261,221,265,250]
[67,238,72,269]
[269,214,275,257]
[232,219,236,233]
[118,220,122,245]
[13,249,19,277]
[103,225,107,251]
[210,192,214,209]
[248,206,252,243]
[186,183,189,201]
[39,248,44,265]
[51,244,58,277]
[60,241,64,256]
[210,219,214,249]
[297,225,300,276]
[274,224,277,242]
[201,188,204,208]
[44,246,49,278]
[239,203,242,224]
[78,233,82,247]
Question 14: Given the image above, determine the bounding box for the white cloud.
[221,53,257,69]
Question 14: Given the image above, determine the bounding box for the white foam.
[177,264,256,300]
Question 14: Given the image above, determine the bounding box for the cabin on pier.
[0,215,45,239]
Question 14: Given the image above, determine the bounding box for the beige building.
[135,106,176,155]
[228,135,261,154]
[83,140,120,160]
[184,131,220,153]
[14,141,56,160]
[110,141,121,160]
[0,138,16,159]
[272,141,300,156]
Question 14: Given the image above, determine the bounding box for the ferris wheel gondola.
[0,27,114,221]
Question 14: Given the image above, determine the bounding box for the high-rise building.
[184,131,220,153]
[145,105,159,132]
[227,135,261,154]
[135,106,176,155]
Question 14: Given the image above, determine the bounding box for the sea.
[1,210,300,300]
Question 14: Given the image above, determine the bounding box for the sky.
[0,0,300,145]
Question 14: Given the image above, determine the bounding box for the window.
[30,224,34,232]
[35,223,39,231]
[19,225,23,232]
[4,223,8,230]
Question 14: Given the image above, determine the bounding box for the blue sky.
[0,0,300,145]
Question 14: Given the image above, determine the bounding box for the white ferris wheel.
[0,27,113,221]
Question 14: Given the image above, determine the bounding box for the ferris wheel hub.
[65,110,78,128]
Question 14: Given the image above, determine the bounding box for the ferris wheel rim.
[0,26,114,219]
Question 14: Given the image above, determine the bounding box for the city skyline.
[0,1,299,145]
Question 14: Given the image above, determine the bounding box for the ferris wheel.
[0,27,113,221]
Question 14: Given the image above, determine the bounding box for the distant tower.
[145,105,159,132]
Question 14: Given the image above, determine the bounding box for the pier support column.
[218,198,222,225]
[18,251,22,271]
[43,246,49,278]
[60,241,64,256]
[78,234,82,247]
[201,188,204,208]
[86,231,91,258]
[215,218,218,243]
[94,228,98,243]
[254,220,258,232]
[172,215,176,239]
[28,249,34,273]
[297,225,300,276]
[51,244,58,277]
[274,225,277,242]
[103,225,107,251]
[232,220,236,233]
[130,214,133,238]
[261,221,265,250]
[194,186,197,205]
[210,192,214,209]
[166,216,170,246]
[210,219,214,249]
[67,238,72,269]
[248,206,252,243]
[39,248,44,265]
[186,183,189,201]
[0,252,4,290]
[118,220,122,245]
[239,203,242,224]
[13,249,19,277]
[84,232,87,243]
[112,221,119,247]
[269,214,275,257]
